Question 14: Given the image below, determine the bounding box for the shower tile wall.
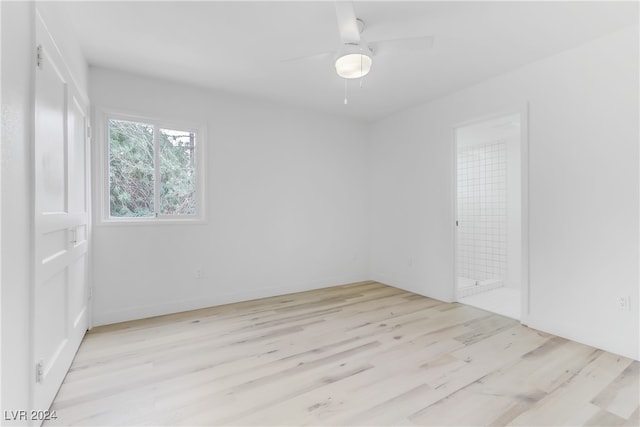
[457,141,507,284]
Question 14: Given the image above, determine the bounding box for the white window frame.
[95,108,206,225]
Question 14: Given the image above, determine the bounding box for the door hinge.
[87,125,92,140]
[36,45,43,70]
[36,360,44,383]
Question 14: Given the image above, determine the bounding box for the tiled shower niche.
[457,141,507,296]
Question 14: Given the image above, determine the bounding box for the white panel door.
[33,12,90,414]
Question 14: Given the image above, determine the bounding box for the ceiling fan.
[285,1,435,82]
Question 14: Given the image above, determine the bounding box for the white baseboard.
[92,275,369,326]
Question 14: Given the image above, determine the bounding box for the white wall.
[1,2,34,419]
[1,3,88,420]
[370,26,639,360]
[90,68,370,325]
[0,0,3,414]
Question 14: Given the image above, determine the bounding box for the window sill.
[96,217,207,227]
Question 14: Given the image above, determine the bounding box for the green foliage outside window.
[109,119,196,218]
[159,128,196,215]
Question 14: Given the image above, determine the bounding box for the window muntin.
[105,115,202,222]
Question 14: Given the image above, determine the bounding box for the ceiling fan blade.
[370,36,435,56]
[335,1,360,44]
[280,52,333,64]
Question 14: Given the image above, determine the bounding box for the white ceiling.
[63,1,638,121]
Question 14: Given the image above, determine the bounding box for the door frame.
[451,104,530,325]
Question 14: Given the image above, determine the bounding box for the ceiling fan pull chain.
[359,53,364,88]
[360,54,363,88]
[344,79,348,105]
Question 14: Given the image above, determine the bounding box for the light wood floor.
[48,281,639,426]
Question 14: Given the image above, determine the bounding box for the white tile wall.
[457,141,507,284]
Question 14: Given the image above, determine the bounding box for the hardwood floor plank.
[622,407,640,427]
[583,407,627,427]
[591,359,639,419]
[46,282,639,427]
[508,351,635,426]
[452,313,519,346]
[406,336,596,426]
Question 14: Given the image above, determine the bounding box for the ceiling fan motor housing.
[335,43,373,79]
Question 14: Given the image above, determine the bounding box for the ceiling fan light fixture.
[335,44,372,79]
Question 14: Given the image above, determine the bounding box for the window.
[101,113,204,223]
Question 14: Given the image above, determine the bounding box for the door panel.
[33,11,90,415]
[40,229,67,261]
[68,96,87,213]
[36,54,66,213]
[36,271,67,364]
[68,254,88,328]
[74,224,87,245]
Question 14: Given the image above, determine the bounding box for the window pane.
[159,128,196,215]
[108,119,155,217]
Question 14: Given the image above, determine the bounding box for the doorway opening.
[454,113,524,320]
